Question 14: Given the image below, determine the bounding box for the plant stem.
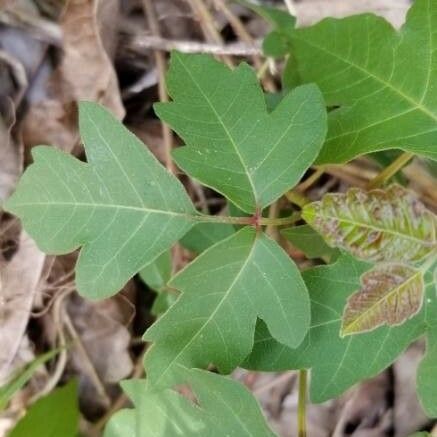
[297,369,307,437]
[194,212,301,227]
[285,190,311,208]
[368,152,415,189]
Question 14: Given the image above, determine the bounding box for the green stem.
[194,212,301,227]
[368,152,415,189]
[297,369,307,437]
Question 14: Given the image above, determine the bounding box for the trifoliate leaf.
[417,318,437,417]
[302,185,436,263]
[288,0,437,163]
[9,381,78,437]
[5,102,196,299]
[144,227,310,388]
[341,264,424,336]
[104,368,277,437]
[244,254,430,403]
[281,224,338,260]
[155,52,327,213]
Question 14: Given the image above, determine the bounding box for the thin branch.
[141,0,174,172]
[126,35,262,56]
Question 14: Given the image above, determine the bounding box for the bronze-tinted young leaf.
[302,184,436,263]
[341,264,424,336]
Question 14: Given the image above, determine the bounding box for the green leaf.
[5,102,196,299]
[140,250,176,316]
[144,227,310,388]
[281,224,338,259]
[104,368,276,437]
[139,250,172,291]
[155,52,327,213]
[244,254,430,403]
[341,264,424,336]
[288,0,437,163]
[417,313,437,417]
[302,185,436,263]
[0,349,59,411]
[180,222,235,253]
[9,380,78,437]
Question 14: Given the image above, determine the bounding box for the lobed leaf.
[144,227,310,388]
[155,52,327,213]
[244,254,431,403]
[341,263,424,336]
[302,185,436,263]
[104,367,277,437]
[4,102,196,299]
[287,0,437,163]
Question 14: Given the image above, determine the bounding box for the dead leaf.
[294,0,410,28]
[23,0,124,153]
[0,99,22,202]
[0,232,45,381]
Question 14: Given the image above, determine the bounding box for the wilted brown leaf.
[0,99,22,202]
[23,0,124,152]
[341,264,424,337]
[0,232,45,381]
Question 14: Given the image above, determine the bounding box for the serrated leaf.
[281,224,338,259]
[104,367,277,437]
[341,264,424,336]
[144,227,310,388]
[5,102,196,299]
[9,380,78,437]
[139,250,172,291]
[302,185,436,263]
[155,52,327,213]
[244,254,430,403]
[417,318,437,417]
[288,0,437,163]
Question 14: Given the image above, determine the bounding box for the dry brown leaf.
[0,232,45,381]
[23,0,124,152]
[0,100,22,202]
[294,0,410,28]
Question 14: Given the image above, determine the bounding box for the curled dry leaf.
[23,0,124,152]
[0,100,22,202]
[341,263,424,337]
[0,232,45,381]
[303,184,436,263]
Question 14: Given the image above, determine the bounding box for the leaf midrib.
[343,268,422,335]
[8,201,196,220]
[316,211,433,246]
[175,55,258,207]
[294,33,437,126]
[151,236,258,387]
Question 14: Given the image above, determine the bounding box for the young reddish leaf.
[302,184,436,263]
[341,264,424,337]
